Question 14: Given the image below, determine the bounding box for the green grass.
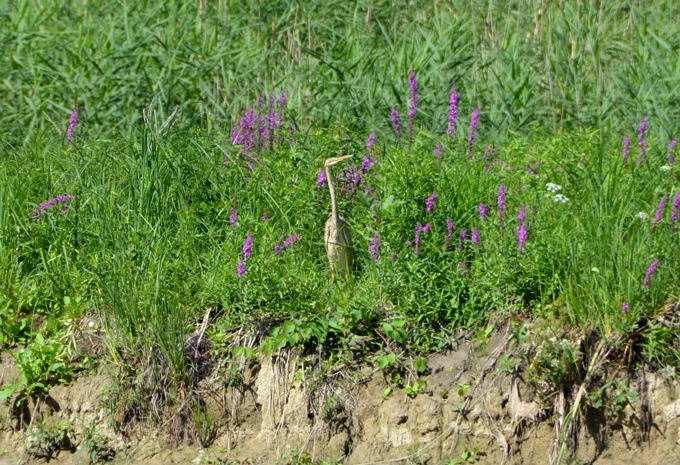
[1,0,679,442]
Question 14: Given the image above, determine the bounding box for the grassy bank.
[1,0,679,447]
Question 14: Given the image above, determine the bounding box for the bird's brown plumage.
[323,155,353,277]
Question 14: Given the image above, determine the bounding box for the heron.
[323,155,353,278]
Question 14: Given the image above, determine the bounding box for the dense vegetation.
[1,0,679,445]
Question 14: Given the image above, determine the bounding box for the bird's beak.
[325,154,354,167]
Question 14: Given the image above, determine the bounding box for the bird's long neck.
[326,164,339,221]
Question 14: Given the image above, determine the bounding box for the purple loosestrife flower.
[497,184,507,224]
[471,227,481,245]
[414,223,431,254]
[390,108,403,138]
[237,258,247,276]
[517,205,527,222]
[671,192,680,228]
[366,132,377,152]
[338,165,364,197]
[231,107,256,153]
[643,258,660,288]
[434,144,443,160]
[467,108,481,158]
[426,192,439,213]
[478,203,488,220]
[458,228,468,251]
[445,218,454,250]
[229,207,238,227]
[516,222,529,252]
[447,91,459,135]
[361,155,375,174]
[414,222,424,254]
[274,233,301,253]
[622,136,631,163]
[408,71,419,144]
[459,262,468,276]
[668,139,677,165]
[242,235,254,259]
[368,233,381,262]
[66,109,78,145]
[653,194,669,227]
[32,194,73,217]
[316,169,327,188]
[622,302,630,314]
[278,91,287,108]
[637,116,649,164]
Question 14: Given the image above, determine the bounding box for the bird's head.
[324,154,353,168]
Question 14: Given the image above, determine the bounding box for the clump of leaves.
[0,333,76,417]
[82,423,116,463]
[26,420,76,460]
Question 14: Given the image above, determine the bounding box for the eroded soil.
[2,326,680,465]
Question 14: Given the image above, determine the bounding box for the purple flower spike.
[316,168,327,188]
[390,108,402,138]
[368,233,381,262]
[415,222,423,254]
[445,218,454,250]
[516,222,528,252]
[497,184,507,223]
[434,144,443,160]
[366,132,377,152]
[274,233,301,254]
[32,194,73,217]
[66,109,78,145]
[643,258,660,288]
[471,227,480,245]
[467,108,481,158]
[447,91,459,135]
[622,302,630,314]
[638,116,649,159]
[361,155,375,174]
[517,205,527,222]
[229,207,238,227]
[459,262,468,276]
[242,235,254,259]
[622,136,631,163]
[426,192,439,213]
[668,139,677,165]
[237,258,247,276]
[478,203,488,220]
[672,192,680,228]
[458,228,468,251]
[653,194,669,226]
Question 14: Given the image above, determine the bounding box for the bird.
[323,155,353,278]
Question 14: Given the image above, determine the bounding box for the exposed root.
[550,338,612,465]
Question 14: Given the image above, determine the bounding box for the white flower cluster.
[660,165,672,173]
[546,182,563,193]
[635,211,650,220]
[552,194,570,204]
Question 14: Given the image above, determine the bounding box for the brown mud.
[2,326,680,465]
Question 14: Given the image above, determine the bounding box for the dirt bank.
[2,326,680,465]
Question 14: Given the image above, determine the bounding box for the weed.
[445,446,485,464]
[26,420,76,461]
[82,424,116,463]
[0,333,76,419]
